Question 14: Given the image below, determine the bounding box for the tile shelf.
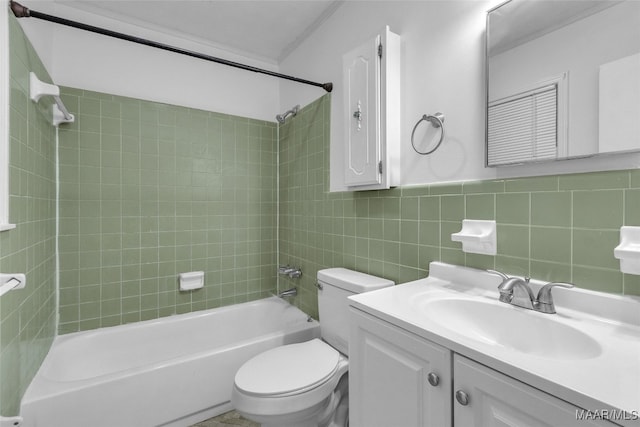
[451,219,497,256]
[614,226,640,275]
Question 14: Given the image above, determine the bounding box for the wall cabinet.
[341,26,400,190]
[350,309,617,427]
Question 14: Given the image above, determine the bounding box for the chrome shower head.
[276,105,300,124]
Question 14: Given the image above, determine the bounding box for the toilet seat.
[235,339,341,397]
[232,339,349,421]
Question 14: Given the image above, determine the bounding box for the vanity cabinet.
[341,26,400,190]
[453,355,616,427]
[350,309,618,427]
[349,309,452,427]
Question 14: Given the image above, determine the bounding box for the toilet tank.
[317,268,393,355]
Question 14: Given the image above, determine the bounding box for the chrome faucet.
[487,270,535,309]
[487,270,573,314]
[535,282,574,314]
[277,287,298,298]
[278,265,302,279]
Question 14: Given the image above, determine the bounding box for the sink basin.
[424,298,602,360]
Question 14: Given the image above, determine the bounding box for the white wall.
[279,0,640,190]
[19,1,279,121]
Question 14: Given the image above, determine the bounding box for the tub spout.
[278,287,297,298]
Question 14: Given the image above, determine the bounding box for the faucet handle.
[536,282,574,314]
[486,269,509,280]
[278,265,290,274]
[487,269,530,285]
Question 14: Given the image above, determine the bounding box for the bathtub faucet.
[277,287,298,298]
[278,265,302,279]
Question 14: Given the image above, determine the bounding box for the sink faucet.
[487,270,573,314]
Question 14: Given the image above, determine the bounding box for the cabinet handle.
[455,390,470,406]
[427,372,440,387]
[353,101,363,131]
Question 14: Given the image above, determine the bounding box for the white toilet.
[231,268,393,427]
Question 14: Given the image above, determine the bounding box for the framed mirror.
[486,0,640,167]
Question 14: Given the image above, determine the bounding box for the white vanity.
[348,262,640,427]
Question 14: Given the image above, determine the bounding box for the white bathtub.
[21,297,320,427]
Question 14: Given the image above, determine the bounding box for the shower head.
[276,105,300,124]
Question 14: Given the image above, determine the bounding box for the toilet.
[231,268,394,427]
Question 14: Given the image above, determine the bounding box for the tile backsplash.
[56,88,278,333]
[279,96,639,319]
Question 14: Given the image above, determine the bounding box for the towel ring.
[411,112,445,155]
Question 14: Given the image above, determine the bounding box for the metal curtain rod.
[9,1,333,93]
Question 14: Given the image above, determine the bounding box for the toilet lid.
[235,339,341,396]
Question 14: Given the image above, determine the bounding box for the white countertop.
[349,262,640,427]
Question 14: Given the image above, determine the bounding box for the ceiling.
[56,0,343,64]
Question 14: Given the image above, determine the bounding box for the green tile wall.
[0,16,57,416]
[279,95,640,320]
[57,88,278,333]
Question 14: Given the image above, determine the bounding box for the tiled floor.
[190,410,259,427]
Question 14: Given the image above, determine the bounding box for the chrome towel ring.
[411,112,445,155]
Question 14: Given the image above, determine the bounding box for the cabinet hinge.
[378,161,383,174]
[378,43,383,58]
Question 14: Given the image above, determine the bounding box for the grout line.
[569,190,574,283]
[528,192,531,277]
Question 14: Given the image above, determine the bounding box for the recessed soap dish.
[179,271,204,291]
[451,219,497,255]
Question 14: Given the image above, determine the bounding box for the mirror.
[486,0,640,167]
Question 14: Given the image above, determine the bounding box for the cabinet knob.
[455,390,470,406]
[427,372,440,387]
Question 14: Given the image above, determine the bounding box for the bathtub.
[21,297,320,427]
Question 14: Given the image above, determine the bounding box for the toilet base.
[238,374,349,427]
[237,396,330,427]
[318,373,349,427]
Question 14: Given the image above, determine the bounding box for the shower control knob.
[427,372,440,387]
[455,390,470,406]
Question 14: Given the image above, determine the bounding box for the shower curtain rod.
[9,1,333,93]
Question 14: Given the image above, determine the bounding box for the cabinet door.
[453,355,617,427]
[350,309,452,427]
[342,33,381,187]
